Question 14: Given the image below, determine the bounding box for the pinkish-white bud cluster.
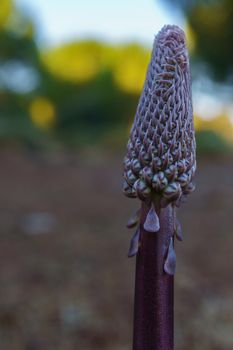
[123,25,196,208]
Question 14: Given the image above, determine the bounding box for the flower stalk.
[122,25,196,350]
[133,202,174,350]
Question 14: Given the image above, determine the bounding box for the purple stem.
[133,202,174,350]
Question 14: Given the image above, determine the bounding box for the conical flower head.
[123,25,196,206]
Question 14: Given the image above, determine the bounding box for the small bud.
[152,157,162,172]
[134,179,151,200]
[160,173,168,190]
[126,170,137,186]
[152,173,160,191]
[165,165,177,181]
[131,159,141,174]
[183,182,195,194]
[164,182,181,201]
[142,166,153,186]
[122,179,137,198]
[177,173,189,187]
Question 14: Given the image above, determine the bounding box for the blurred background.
[0,0,232,349]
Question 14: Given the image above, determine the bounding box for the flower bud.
[123,25,196,207]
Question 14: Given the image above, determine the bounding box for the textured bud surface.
[123,25,196,207]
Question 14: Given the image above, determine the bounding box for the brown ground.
[0,148,232,350]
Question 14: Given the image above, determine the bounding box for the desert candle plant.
[122,25,196,350]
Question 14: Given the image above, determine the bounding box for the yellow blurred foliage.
[42,42,109,83]
[195,114,233,142]
[185,22,196,53]
[113,45,150,94]
[29,97,56,129]
[42,42,150,93]
[0,0,12,29]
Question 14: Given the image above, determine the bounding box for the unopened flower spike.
[122,25,197,349]
[123,25,196,262]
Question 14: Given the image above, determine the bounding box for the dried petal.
[143,204,160,232]
[126,209,141,229]
[174,218,183,241]
[164,237,176,275]
[128,227,141,257]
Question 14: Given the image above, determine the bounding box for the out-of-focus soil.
[0,148,232,350]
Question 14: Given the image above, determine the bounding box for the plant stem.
[133,201,174,350]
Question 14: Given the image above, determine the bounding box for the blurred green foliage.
[196,130,231,154]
